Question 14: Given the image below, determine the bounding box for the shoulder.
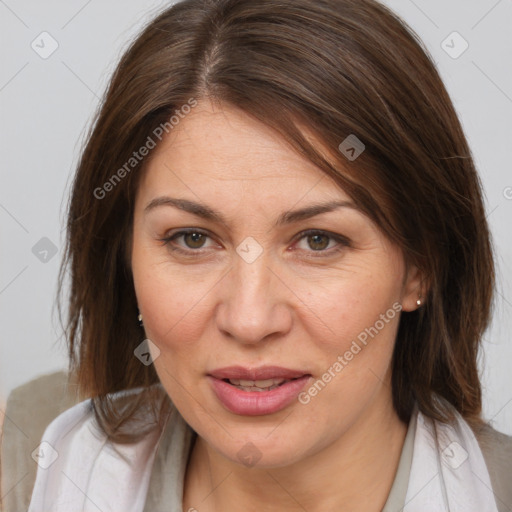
[27,385,171,512]
[475,422,512,467]
[474,423,512,511]
[1,371,80,512]
[1,370,79,446]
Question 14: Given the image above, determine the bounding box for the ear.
[400,262,427,312]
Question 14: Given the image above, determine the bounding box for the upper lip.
[208,366,310,380]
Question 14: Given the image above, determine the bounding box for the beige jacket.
[2,371,512,511]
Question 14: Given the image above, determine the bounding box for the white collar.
[28,394,499,512]
[404,400,498,511]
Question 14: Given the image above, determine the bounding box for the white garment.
[404,402,499,511]
[27,398,162,512]
[28,394,499,512]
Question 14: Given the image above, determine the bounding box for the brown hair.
[58,0,495,442]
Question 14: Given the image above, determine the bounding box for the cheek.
[296,277,402,421]
[137,278,211,351]
[301,267,403,355]
[131,242,213,353]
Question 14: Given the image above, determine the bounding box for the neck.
[183,394,408,512]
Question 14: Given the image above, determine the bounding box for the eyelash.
[158,228,350,258]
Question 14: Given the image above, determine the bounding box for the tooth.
[235,382,284,392]
[226,377,294,391]
[255,379,276,388]
[230,378,291,387]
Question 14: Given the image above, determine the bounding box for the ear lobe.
[401,263,427,312]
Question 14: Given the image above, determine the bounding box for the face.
[131,99,421,468]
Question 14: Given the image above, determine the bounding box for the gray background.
[1,0,511,434]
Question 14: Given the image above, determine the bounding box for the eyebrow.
[144,196,358,226]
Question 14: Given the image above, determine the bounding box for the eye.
[294,229,349,254]
[158,228,349,258]
[159,228,217,254]
[180,231,208,249]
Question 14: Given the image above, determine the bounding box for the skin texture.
[131,98,423,512]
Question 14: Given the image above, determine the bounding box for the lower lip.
[208,375,311,416]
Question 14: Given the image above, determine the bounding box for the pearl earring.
[137,311,143,327]
[416,298,422,306]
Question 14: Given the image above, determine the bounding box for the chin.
[202,422,316,469]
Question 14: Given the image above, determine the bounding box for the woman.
[26,0,511,510]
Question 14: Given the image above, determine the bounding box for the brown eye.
[183,231,207,248]
[307,233,330,251]
[294,229,350,255]
[159,229,215,254]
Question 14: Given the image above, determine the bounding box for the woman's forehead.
[139,100,352,203]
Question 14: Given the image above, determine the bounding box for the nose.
[215,253,293,345]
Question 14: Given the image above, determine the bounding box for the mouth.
[207,366,312,416]
[221,377,301,392]
[208,365,309,381]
